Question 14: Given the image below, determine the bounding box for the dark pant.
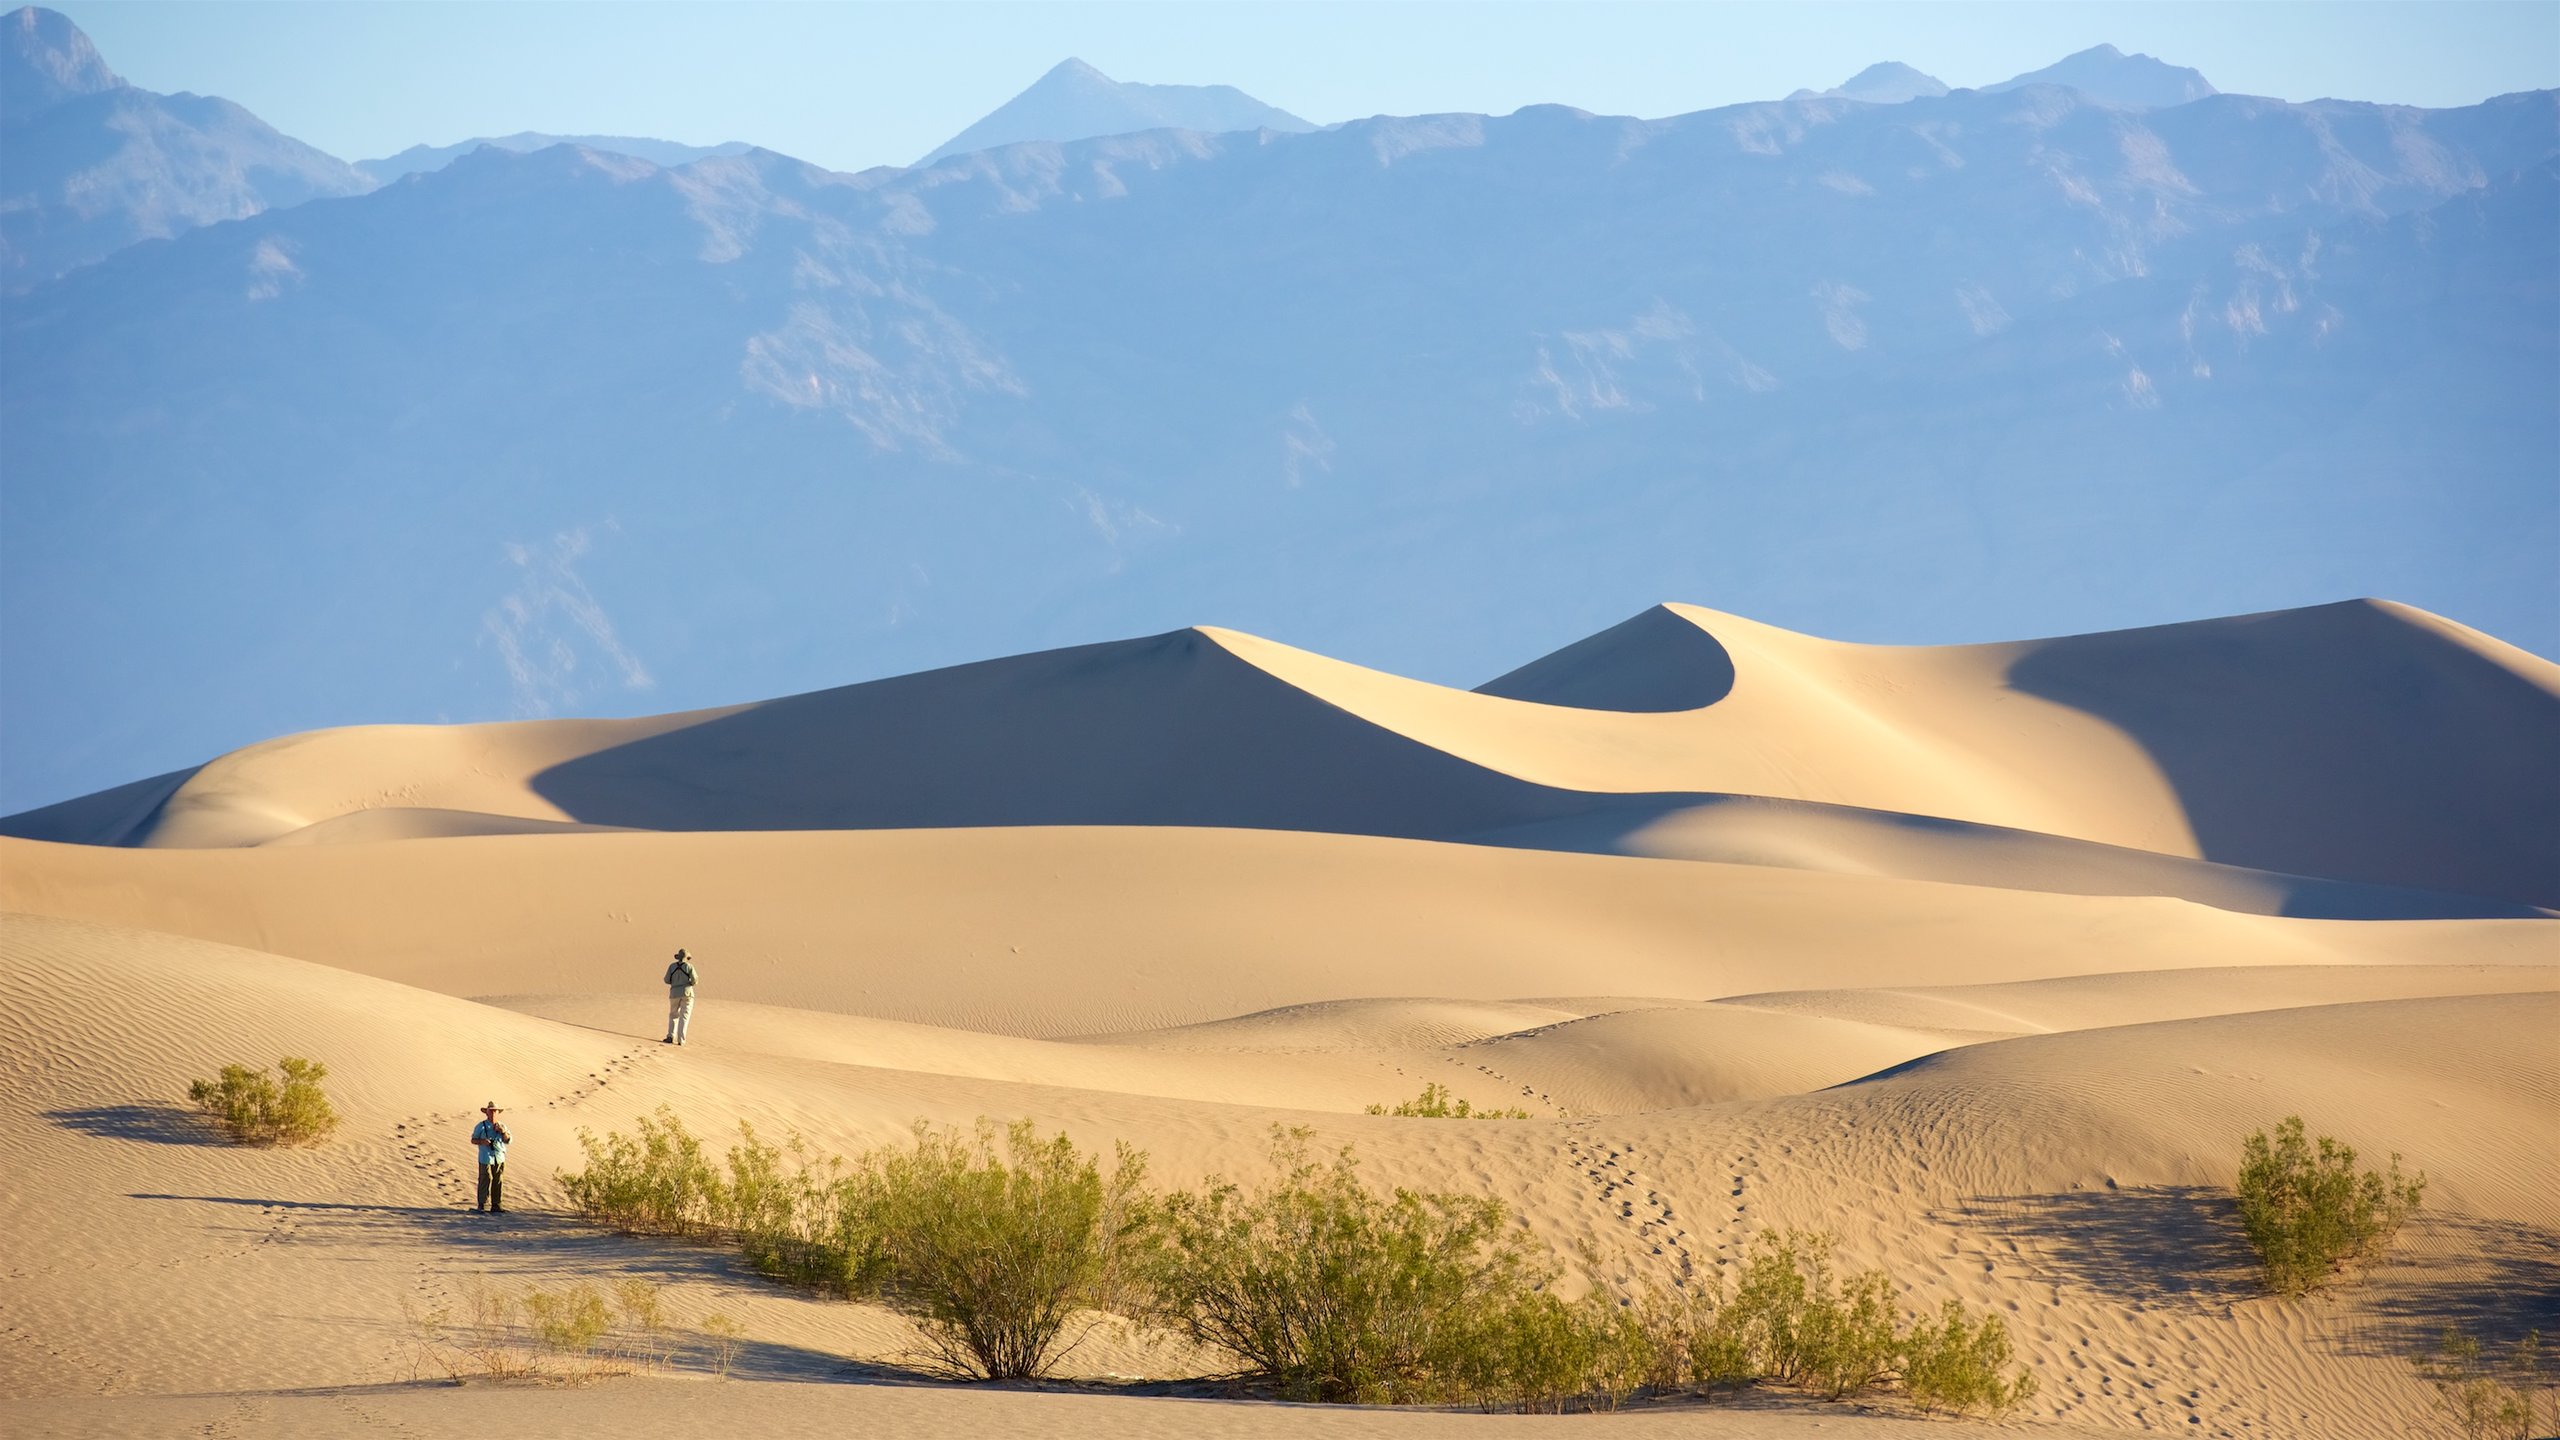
[477,1161,505,1211]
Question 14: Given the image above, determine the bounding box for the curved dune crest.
[3,597,2553,906]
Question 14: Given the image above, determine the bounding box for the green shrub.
[1365,1081,1531,1119]
[861,1119,1153,1380]
[525,1282,614,1355]
[1142,1129,1546,1402]
[2418,1328,2545,1440]
[1900,1299,2039,1415]
[558,1105,725,1237]
[1450,1289,1659,1412]
[725,1124,884,1296]
[1711,1230,1896,1398]
[2236,1116,2425,1296]
[186,1056,337,1145]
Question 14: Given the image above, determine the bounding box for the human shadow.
[1946,1185,2262,1306]
[49,1103,220,1145]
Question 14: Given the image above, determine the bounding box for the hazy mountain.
[1,2,113,119]
[1987,43,2217,108]
[1794,61,1948,105]
[3,78,2554,813]
[356,132,757,184]
[918,57,1314,166]
[0,7,369,289]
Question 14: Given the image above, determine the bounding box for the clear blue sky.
[47,1,2560,172]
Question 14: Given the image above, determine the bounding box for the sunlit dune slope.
[3,826,2551,1038]
[4,599,2549,905]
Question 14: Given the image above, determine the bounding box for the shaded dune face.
[1472,603,1738,712]
[2003,600,2560,908]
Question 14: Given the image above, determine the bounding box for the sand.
[1,599,2553,1438]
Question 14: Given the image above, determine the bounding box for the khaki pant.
[667,991,695,1044]
[477,1161,505,1212]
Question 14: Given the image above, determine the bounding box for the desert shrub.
[1365,1081,1531,1120]
[1451,1289,1661,1412]
[1708,1231,1899,1398]
[1144,1130,1531,1401]
[185,1056,338,1145]
[525,1282,614,1355]
[611,1278,672,1367]
[2419,1328,2545,1440]
[698,1311,743,1379]
[2236,1116,2425,1296]
[558,1105,725,1237]
[859,1118,1154,1380]
[725,1124,887,1296]
[1900,1299,2039,1415]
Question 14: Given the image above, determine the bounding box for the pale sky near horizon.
[45,1,2560,173]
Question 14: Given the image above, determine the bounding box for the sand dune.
[5,826,2551,1037]
[3,907,2551,1438]
[7,599,2550,906]
[4,597,2554,1439]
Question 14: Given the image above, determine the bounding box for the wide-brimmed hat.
[673,948,690,959]
[481,1101,501,1113]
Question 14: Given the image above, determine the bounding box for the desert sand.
[2,599,2554,1439]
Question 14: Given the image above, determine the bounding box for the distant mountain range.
[2,7,2553,813]
[356,132,757,184]
[917,57,1314,166]
[0,5,369,290]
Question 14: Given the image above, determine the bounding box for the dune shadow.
[2327,1212,2560,1361]
[1948,1185,2262,1306]
[1473,604,1737,712]
[51,1103,221,1145]
[2004,605,2560,907]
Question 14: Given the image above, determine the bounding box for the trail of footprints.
[1562,1133,1695,1285]
[389,1042,655,1209]
[1437,1049,1562,1114]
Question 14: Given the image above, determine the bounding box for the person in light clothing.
[470,1102,510,1213]
[663,948,699,1045]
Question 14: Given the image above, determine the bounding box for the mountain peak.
[917,57,1316,167]
[3,5,124,122]
[1819,61,1950,105]
[1985,43,2216,108]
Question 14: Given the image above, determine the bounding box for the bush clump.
[1900,1298,2039,1414]
[186,1056,338,1145]
[2236,1115,2425,1296]
[1142,1129,1674,1410]
[1365,1081,1531,1119]
[560,1113,1149,1380]
[559,1106,726,1237]
[863,1119,1155,1380]
[556,1112,2040,1412]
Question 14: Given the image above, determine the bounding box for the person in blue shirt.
[471,1101,511,1214]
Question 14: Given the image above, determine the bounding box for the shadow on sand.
[1949,1186,2560,1361]
[48,1103,222,1146]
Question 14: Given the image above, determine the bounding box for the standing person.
[663,947,699,1046]
[471,1102,510,1214]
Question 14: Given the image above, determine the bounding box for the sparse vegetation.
[2419,1327,2546,1440]
[1900,1297,2039,1415]
[558,1105,726,1237]
[1365,1081,1532,1119]
[861,1119,1155,1379]
[699,1311,744,1378]
[559,1113,1151,1379]
[553,1112,2040,1412]
[2235,1115,2425,1296]
[185,1055,338,1145]
[404,1276,694,1380]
